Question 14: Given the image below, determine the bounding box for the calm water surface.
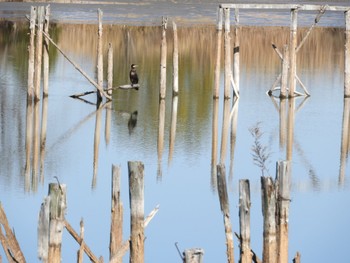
[1,2,350,263]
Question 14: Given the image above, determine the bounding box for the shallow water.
[1,2,350,263]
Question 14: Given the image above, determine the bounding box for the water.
[1,2,350,263]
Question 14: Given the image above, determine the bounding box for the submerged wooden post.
[288,8,298,97]
[128,161,145,263]
[107,43,113,95]
[261,177,277,263]
[280,45,289,98]
[276,161,291,263]
[27,6,36,100]
[345,11,350,97]
[239,179,252,263]
[233,8,240,95]
[48,183,67,263]
[172,21,179,96]
[224,8,232,99]
[43,5,50,97]
[160,16,168,99]
[214,7,223,98]
[34,6,45,101]
[97,9,103,101]
[183,248,204,263]
[217,164,234,263]
[110,165,123,262]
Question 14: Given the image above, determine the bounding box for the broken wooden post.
[160,16,168,100]
[43,5,50,97]
[345,11,350,97]
[288,8,298,97]
[48,183,67,263]
[128,161,145,263]
[107,43,113,95]
[224,8,231,99]
[214,7,223,98]
[276,160,291,263]
[27,6,36,100]
[239,179,252,263]
[97,9,103,101]
[110,165,123,262]
[261,176,277,263]
[34,6,44,101]
[217,163,234,263]
[183,248,204,263]
[281,45,289,98]
[77,219,84,263]
[233,8,240,95]
[172,21,179,96]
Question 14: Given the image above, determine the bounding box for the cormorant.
[129,64,139,87]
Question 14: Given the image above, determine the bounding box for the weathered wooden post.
[280,45,289,98]
[288,8,298,97]
[110,165,123,262]
[97,9,103,101]
[239,179,252,263]
[128,161,145,263]
[172,21,179,96]
[77,219,84,263]
[48,183,67,263]
[233,8,240,95]
[293,252,301,263]
[345,11,350,97]
[107,43,113,95]
[34,6,45,101]
[276,160,291,263]
[160,16,168,100]
[217,164,234,263]
[183,248,205,263]
[27,6,36,100]
[214,7,223,98]
[261,176,277,263]
[38,196,50,262]
[224,8,231,99]
[43,5,50,97]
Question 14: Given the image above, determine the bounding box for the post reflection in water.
[157,99,165,180]
[339,98,350,186]
[168,95,178,165]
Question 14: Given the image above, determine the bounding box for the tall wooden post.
[345,11,350,97]
[288,8,298,97]
[224,8,232,99]
[107,43,113,95]
[160,16,168,100]
[233,8,240,95]
[27,6,36,100]
[34,6,44,101]
[239,179,252,263]
[97,9,103,101]
[43,5,50,97]
[172,21,179,96]
[214,7,223,98]
[128,161,145,263]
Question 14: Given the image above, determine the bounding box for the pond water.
[1,2,350,263]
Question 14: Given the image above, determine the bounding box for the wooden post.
[293,252,301,263]
[34,6,44,101]
[38,196,50,262]
[288,8,298,97]
[160,16,168,100]
[77,219,84,263]
[97,9,103,101]
[48,183,66,263]
[27,6,36,100]
[280,45,289,98]
[214,7,223,98]
[43,5,50,97]
[217,164,234,263]
[172,21,179,96]
[107,43,113,95]
[183,248,204,263]
[239,179,252,263]
[261,176,277,263]
[128,161,145,263]
[276,161,291,263]
[224,8,232,99]
[233,8,240,95]
[345,11,350,97]
[110,165,123,262]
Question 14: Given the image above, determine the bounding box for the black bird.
[129,64,139,87]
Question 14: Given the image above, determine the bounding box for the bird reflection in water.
[128,111,138,134]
